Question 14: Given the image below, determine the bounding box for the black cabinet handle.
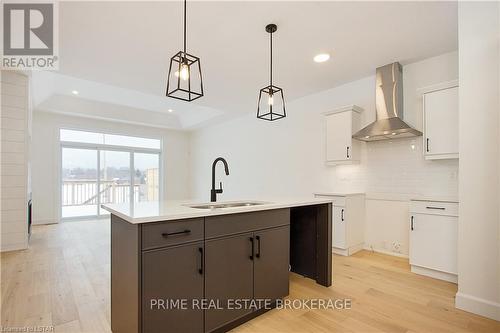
[162,229,191,237]
[346,147,350,158]
[341,209,345,221]
[426,138,430,152]
[249,237,254,260]
[410,216,414,231]
[255,235,261,258]
[426,206,445,210]
[198,247,203,275]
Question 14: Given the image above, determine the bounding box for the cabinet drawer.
[141,218,204,250]
[315,195,346,207]
[410,201,458,217]
[205,209,290,239]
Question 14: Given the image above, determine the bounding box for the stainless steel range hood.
[353,62,422,142]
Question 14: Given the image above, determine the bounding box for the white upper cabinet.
[324,105,362,165]
[422,82,459,160]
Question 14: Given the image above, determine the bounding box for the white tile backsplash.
[332,137,458,197]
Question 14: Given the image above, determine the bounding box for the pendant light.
[257,23,286,121]
[166,0,204,102]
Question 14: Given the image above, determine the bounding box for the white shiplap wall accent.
[1,71,29,252]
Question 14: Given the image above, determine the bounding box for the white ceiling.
[34,1,458,129]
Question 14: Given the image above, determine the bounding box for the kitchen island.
[102,198,332,333]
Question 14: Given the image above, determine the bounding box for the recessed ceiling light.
[391,132,397,135]
[313,53,330,63]
[168,109,173,113]
[71,90,79,95]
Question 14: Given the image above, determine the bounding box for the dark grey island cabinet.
[111,204,331,333]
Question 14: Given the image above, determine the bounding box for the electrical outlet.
[391,241,401,253]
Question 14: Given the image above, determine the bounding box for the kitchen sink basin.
[187,201,269,210]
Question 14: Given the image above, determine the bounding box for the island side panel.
[316,203,332,287]
[290,204,332,287]
[290,206,317,279]
[111,215,141,333]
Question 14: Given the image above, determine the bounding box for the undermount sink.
[187,201,269,210]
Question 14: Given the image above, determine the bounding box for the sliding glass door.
[134,153,160,202]
[61,147,98,218]
[60,129,161,220]
[99,150,132,216]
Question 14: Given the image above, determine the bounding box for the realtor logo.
[2,1,58,70]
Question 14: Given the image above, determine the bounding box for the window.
[60,129,161,219]
[60,129,161,149]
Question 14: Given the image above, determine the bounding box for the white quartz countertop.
[410,196,459,203]
[314,192,365,197]
[101,198,334,224]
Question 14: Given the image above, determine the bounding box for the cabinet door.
[254,226,290,302]
[326,111,352,162]
[142,242,204,333]
[332,206,346,249]
[205,233,254,332]
[409,214,458,274]
[424,87,458,157]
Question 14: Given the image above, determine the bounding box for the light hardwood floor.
[1,220,499,332]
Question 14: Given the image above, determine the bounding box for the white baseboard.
[1,241,28,252]
[411,265,457,283]
[332,247,349,256]
[456,292,500,321]
[363,246,409,258]
[33,218,58,225]
[333,243,364,256]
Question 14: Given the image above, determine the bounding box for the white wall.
[1,71,30,251]
[31,111,191,224]
[190,52,459,256]
[456,1,500,321]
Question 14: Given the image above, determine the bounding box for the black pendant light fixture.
[166,0,204,102]
[257,23,286,121]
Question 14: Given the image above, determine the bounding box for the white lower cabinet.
[332,206,346,249]
[315,193,365,256]
[409,200,458,283]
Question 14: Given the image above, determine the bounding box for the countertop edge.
[102,199,334,224]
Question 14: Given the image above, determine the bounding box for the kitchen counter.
[314,192,365,197]
[410,196,459,203]
[101,197,334,224]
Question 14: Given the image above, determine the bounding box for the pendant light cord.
[269,30,273,87]
[183,0,187,59]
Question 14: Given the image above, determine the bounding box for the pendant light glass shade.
[166,0,204,102]
[166,51,203,101]
[257,24,286,121]
[257,85,285,121]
